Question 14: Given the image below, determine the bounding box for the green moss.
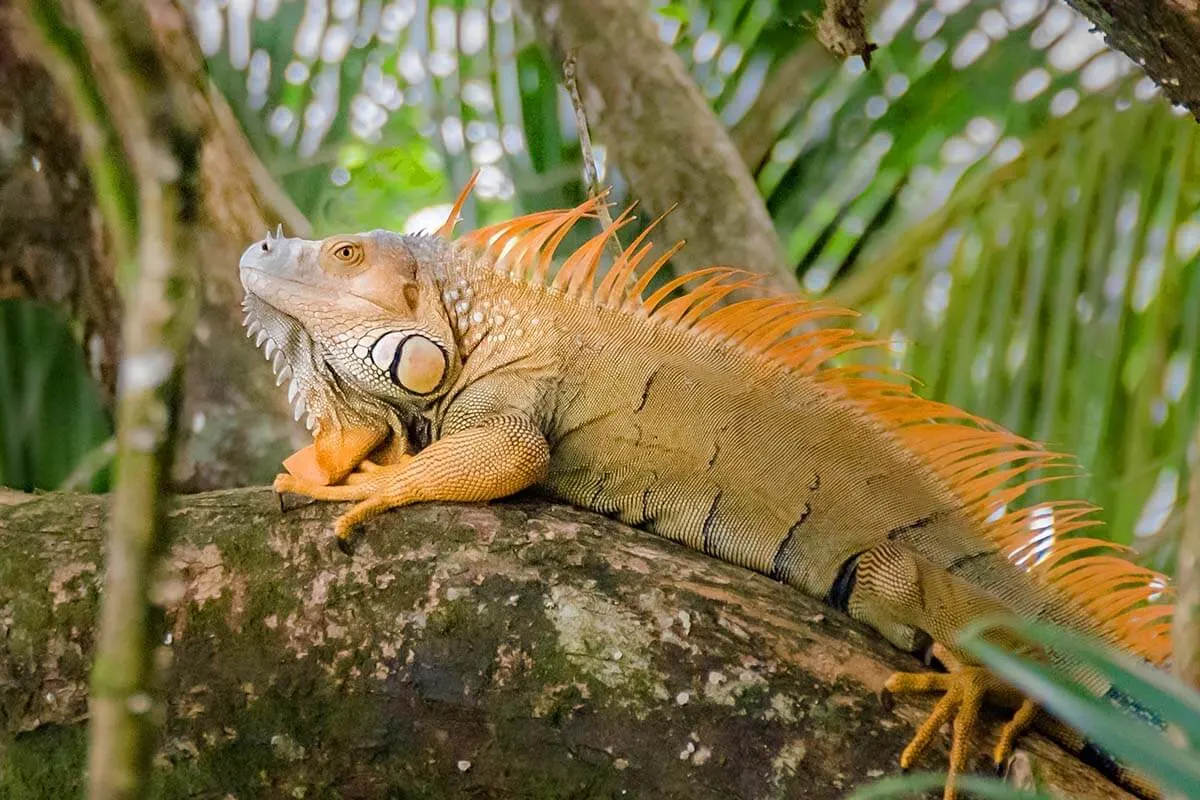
[0,546,99,678]
[0,725,87,799]
[732,681,773,714]
[424,597,477,638]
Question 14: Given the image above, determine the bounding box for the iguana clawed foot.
[883,666,1036,800]
[273,470,390,553]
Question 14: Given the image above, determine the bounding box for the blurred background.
[1,0,1196,574]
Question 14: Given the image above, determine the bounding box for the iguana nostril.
[261,241,270,253]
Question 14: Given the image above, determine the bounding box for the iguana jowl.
[239,178,1174,799]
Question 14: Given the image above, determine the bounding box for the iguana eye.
[321,240,365,273]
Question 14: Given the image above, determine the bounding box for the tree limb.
[518,0,799,299]
[1062,0,1200,122]
[0,489,1136,799]
[731,43,835,174]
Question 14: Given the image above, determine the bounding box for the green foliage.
[846,98,1200,551]
[964,618,1200,797]
[0,300,111,492]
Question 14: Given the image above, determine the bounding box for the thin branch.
[562,52,622,261]
[17,1,201,798]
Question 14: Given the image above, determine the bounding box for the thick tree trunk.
[517,0,799,299]
[0,488,1133,798]
[0,0,306,491]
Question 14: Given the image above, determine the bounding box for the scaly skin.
[239,201,1170,800]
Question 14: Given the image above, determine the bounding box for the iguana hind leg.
[274,413,550,548]
[847,543,1035,800]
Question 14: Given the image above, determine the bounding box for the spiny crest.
[451,189,1175,665]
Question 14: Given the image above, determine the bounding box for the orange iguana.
[240,176,1173,799]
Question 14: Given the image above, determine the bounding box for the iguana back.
[441,202,1169,667]
[499,274,1011,617]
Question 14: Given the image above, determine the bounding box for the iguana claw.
[275,484,304,514]
[883,667,1033,800]
[336,532,357,557]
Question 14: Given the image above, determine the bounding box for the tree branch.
[1062,0,1200,122]
[0,489,1139,799]
[518,0,799,299]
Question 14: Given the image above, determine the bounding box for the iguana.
[240,176,1174,799]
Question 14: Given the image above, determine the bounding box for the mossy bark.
[1,489,1133,799]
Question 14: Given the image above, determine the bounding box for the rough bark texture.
[816,0,876,68]
[1064,0,1200,122]
[0,488,1135,799]
[0,0,307,491]
[517,0,799,299]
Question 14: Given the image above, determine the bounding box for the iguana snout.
[238,227,328,313]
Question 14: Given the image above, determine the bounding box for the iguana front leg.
[273,413,550,548]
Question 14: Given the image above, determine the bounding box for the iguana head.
[240,226,460,405]
[239,225,460,482]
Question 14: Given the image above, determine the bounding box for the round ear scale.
[371,331,447,395]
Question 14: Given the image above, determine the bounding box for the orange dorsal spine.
[436,170,481,239]
[451,192,1175,665]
